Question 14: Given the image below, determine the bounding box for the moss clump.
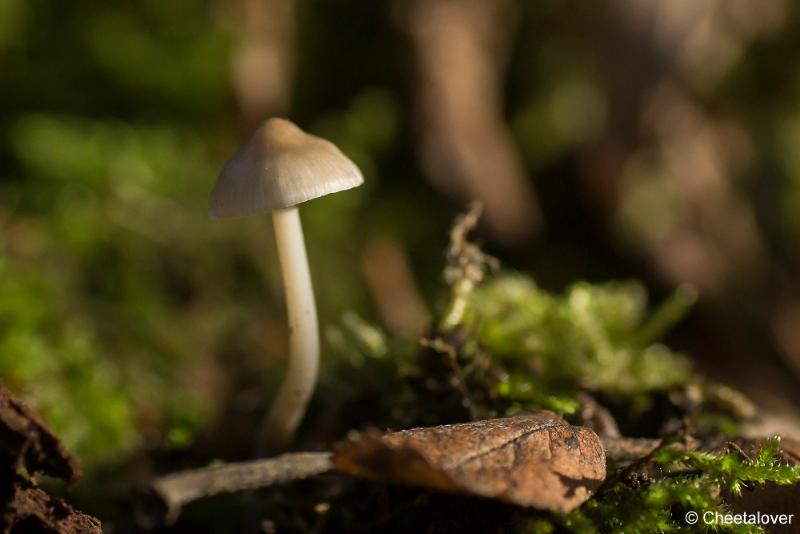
[557,437,800,534]
[463,275,693,407]
[378,206,748,437]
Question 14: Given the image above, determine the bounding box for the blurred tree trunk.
[219,0,295,123]
[397,0,541,245]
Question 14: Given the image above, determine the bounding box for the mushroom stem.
[260,206,319,452]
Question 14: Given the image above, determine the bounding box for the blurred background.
[3,0,800,527]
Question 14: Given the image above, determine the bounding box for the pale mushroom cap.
[209,118,364,218]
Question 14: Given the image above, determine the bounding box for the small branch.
[147,452,333,525]
[601,436,661,463]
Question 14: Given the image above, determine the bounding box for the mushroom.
[209,118,363,451]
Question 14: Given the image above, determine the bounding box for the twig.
[601,436,661,463]
[147,452,333,525]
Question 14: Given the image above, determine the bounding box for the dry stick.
[601,436,660,463]
[150,452,333,524]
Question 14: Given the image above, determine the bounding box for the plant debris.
[440,202,499,331]
[334,411,605,513]
[0,383,101,533]
[1,476,102,534]
[0,383,79,484]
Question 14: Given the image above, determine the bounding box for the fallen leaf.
[334,411,605,513]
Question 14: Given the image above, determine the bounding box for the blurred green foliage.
[0,258,135,460]
[0,0,410,468]
[0,1,236,463]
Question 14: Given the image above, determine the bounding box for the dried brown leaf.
[333,411,605,513]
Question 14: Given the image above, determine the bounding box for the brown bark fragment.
[1,475,101,534]
[0,384,101,533]
[0,384,79,484]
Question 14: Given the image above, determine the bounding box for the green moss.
[557,437,800,534]
[0,260,138,461]
[0,255,212,464]
[464,275,693,397]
